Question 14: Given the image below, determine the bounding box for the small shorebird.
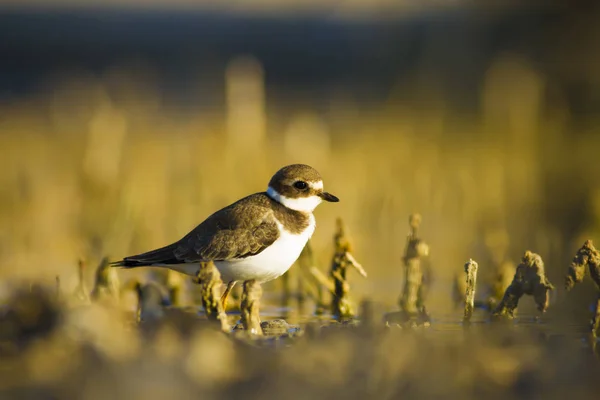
[111,164,339,309]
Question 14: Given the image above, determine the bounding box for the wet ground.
[1,280,600,400]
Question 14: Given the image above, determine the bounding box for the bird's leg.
[221,281,236,310]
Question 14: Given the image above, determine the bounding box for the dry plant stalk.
[565,240,600,290]
[308,265,336,295]
[492,251,554,318]
[72,258,90,303]
[90,256,120,304]
[297,240,327,314]
[594,298,600,339]
[146,268,187,307]
[195,261,230,332]
[166,270,186,307]
[135,281,170,323]
[399,214,429,315]
[565,240,600,335]
[330,218,367,319]
[279,248,308,315]
[463,259,479,323]
[240,279,263,335]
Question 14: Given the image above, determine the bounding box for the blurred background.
[1,0,600,315]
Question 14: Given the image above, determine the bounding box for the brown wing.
[115,195,280,266]
[174,207,280,262]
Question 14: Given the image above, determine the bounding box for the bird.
[111,164,339,310]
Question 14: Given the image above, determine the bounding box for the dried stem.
[565,240,600,336]
[166,270,186,307]
[297,240,327,314]
[330,218,367,319]
[72,258,90,303]
[90,256,120,304]
[240,279,263,335]
[135,281,169,323]
[195,261,230,331]
[463,259,479,323]
[592,295,600,338]
[566,240,600,291]
[345,252,367,278]
[492,251,554,319]
[399,213,429,315]
[309,266,336,295]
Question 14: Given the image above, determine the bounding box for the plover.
[111,164,339,308]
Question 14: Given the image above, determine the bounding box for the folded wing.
[114,202,280,267]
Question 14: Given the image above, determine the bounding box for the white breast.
[214,214,316,283]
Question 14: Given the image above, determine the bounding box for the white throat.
[267,186,322,212]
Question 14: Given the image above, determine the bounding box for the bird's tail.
[109,259,149,268]
[110,243,179,269]
[109,260,127,268]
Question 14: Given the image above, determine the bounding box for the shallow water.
[2,283,599,400]
[192,301,597,350]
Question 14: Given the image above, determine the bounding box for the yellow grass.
[0,53,599,314]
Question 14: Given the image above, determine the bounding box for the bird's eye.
[293,181,308,190]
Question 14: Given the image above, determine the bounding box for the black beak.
[319,191,339,202]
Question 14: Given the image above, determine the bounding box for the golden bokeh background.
[1,2,599,315]
[2,3,600,399]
